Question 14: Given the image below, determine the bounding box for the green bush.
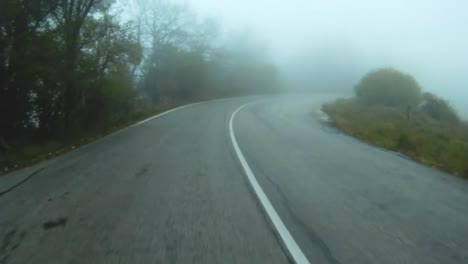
[355,68,422,107]
[420,92,459,124]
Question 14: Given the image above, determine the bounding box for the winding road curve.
[1,94,468,264]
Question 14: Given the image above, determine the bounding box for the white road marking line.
[129,102,200,128]
[229,103,311,264]
[90,102,201,143]
[130,96,235,128]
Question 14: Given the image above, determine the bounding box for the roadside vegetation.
[322,68,468,178]
[0,0,282,174]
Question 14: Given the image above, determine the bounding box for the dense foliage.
[0,0,281,155]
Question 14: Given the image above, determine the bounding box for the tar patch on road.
[43,217,68,230]
[47,191,71,203]
[135,164,150,178]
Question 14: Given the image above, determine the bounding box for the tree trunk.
[63,24,80,133]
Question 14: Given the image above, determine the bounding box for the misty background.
[1,0,467,166]
[161,0,468,116]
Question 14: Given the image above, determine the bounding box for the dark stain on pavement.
[1,229,16,253]
[43,217,68,230]
[135,164,150,178]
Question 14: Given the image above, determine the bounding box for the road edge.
[0,102,200,195]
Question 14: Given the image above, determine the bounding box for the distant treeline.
[0,0,281,148]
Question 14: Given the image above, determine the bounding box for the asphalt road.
[1,95,468,264]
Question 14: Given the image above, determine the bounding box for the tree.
[79,15,142,128]
[355,68,422,107]
[0,0,59,142]
[213,29,282,96]
[53,0,113,131]
[137,0,184,101]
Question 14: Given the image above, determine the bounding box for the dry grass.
[322,98,468,178]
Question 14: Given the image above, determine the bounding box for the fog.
[168,0,468,117]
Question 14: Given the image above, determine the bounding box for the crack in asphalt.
[263,172,342,264]
[0,230,16,254]
[0,229,27,264]
[0,168,45,198]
